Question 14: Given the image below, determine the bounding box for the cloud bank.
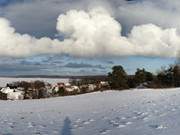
[0,7,179,57]
[2,0,180,36]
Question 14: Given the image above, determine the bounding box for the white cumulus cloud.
[0,7,179,57]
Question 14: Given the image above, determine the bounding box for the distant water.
[0,77,69,87]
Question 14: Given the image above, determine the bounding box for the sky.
[0,0,179,76]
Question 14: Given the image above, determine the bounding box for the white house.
[65,83,71,87]
[136,82,148,89]
[7,90,24,100]
[100,81,109,87]
[0,87,24,100]
[1,87,14,94]
[71,86,80,93]
[65,86,80,92]
[88,84,97,92]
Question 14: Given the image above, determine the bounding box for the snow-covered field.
[1,88,180,135]
[0,77,69,87]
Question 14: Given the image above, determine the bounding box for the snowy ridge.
[0,88,180,134]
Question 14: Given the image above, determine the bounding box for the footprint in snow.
[159,113,167,117]
[52,130,59,134]
[102,116,109,120]
[117,124,126,128]
[92,111,99,114]
[72,121,84,129]
[20,117,25,120]
[132,112,150,121]
[99,129,111,135]
[143,116,150,121]
[126,121,132,125]
[39,124,47,129]
[28,122,36,128]
[50,121,54,125]
[33,131,42,135]
[72,119,87,129]
[109,120,119,127]
[9,125,15,129]
[72,124,79,128]
[171,108,176,112]
[88,118,95,122]
[81,118,95,125]
[75,119,81,123]
[2,133,13,135]
[119,121,132,126]
[8,122,16,129]
[149,124,167,129]
[109,119,132,128]
[121,117,126,120]
[3,120,8,124]
[153,110,159,114]
[83,120,91,125]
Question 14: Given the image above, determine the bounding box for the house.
[0,91,7,100]
[97,81,110,90]
[100,81,109,87]
[52,82,80,95]
[7,90,24,100]
[57,83,65,88]
[65,83,71,87]
[0,87,24,100]
[71,86,80,93]
[65,84,80,93]
[136,82,148,89]
[88,84,97,92]
[65,87,74,92]
[52,83,65,93]
[45,82,52,97]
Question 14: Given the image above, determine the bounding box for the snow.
[0,77,69,87]
[0,88,180,134]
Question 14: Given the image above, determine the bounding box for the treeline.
[108,64,180,90]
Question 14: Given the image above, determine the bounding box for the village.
[0,64,179,101]
[0,79,110,100]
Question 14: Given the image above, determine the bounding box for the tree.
[134,68,146,85]
[33,81,46,99]
[108,65,129,90]
[146,71,154,82]
[157,66,174,87]
[173,65,180,87]
[58,87,66,96]
[18,81,31,99]
[127,76,136,88]
[134,68,153,86]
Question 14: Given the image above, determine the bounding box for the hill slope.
[0,88,180,135]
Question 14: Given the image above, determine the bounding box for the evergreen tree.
[134,68,153,86]
[173,65,180,87]
[108,65,129,90]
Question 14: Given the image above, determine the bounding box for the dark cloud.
[0,0,116,37]
[0,55,109,75]
[0,64,43,75]
[64,62,105,69]
[1,0,180,38]
[0,0,23,6]
[106,60,114,64]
